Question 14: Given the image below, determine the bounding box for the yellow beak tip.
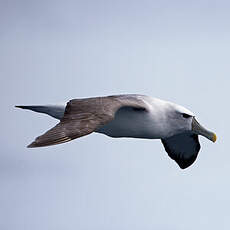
[213,134,217,142]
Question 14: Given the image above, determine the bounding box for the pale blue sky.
[1,0,230,229]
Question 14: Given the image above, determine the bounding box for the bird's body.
[96,105,157,138]
[96,95,189,139]
[16,94,216,169]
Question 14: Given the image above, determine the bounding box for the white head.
[150,98,216,142]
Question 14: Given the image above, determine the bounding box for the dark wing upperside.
[161,133,201,169]
[27,95,148,148]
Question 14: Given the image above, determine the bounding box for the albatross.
[16,94,216,169]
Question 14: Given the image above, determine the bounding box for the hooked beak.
[192,117,217,142]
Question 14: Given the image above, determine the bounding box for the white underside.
[96,107,164,139]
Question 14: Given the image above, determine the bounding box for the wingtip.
[27,142,37,148]
[15,105,25,109]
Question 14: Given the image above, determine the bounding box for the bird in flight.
[16,94,216,169]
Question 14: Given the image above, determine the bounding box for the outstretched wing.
[28,95,148,148]
[161,133,201,169]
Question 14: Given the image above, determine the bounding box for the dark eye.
[182,113,191,118]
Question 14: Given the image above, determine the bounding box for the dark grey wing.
[161,133,201,169]
[28,95,147,148]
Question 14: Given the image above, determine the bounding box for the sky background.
[1,0,230,229]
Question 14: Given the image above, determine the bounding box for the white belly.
[96,107,162,139]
